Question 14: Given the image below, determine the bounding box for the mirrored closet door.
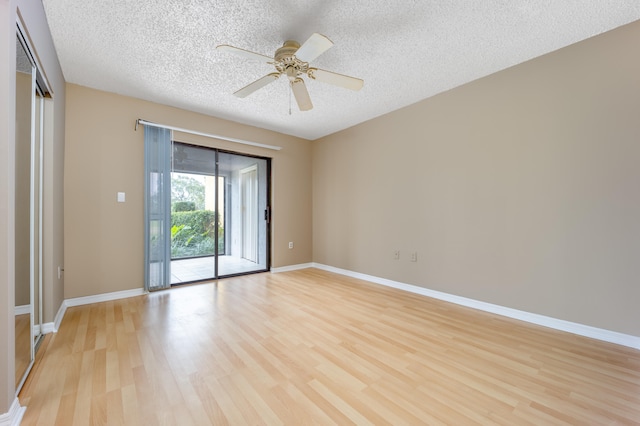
[15,28,46,390]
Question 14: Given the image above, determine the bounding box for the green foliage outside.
[173,201,196,212]
[170,210,224,258]
[172,210,215,238]
[171,174,205,210]
[170,173,224,259]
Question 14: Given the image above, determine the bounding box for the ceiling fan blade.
[294,33,333,63]
[307,68,364,91]
[216,45,273,63]
[234,73,280,98]
[290,78,313,111]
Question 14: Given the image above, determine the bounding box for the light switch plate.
[117,192,126,202]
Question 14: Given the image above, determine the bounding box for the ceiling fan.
[216,33,363,112]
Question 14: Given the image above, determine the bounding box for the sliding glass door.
[170,143,270,284]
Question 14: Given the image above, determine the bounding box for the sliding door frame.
[170,142,272,283]
[217,148,271,278]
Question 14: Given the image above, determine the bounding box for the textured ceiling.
[42,1,640,140]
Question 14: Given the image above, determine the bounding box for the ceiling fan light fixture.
[285,66,298,81]
[218,33,363,111]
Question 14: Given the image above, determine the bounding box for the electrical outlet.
[288,242,294,249]
[410,252,417,262]
[393,250,400,260]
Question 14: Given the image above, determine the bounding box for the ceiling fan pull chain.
[289,81,292,115]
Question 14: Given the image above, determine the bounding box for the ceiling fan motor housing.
[275,40,308,80]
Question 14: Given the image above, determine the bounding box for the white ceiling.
[42,1,640,140]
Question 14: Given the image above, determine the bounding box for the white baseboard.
[64,288,146,308]
[52,299,67,333]
[41,322,56,335]
[36,266,640,350]
[0,398,25,426]
[271,263,314,273]
[310,263,640,350]
[47,288,146,334]
[14,305,29,316]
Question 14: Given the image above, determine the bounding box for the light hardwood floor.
[19,269,640,425]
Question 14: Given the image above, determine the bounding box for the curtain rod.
[135,119,282,151]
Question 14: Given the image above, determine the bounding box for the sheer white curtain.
[144,125,172,291]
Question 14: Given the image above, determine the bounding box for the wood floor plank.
[18,268,640,425]
[186,372,228,425]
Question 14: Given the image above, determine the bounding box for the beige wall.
[1,0,66,415]
[313,21,640,336]
[64,84,312,298]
